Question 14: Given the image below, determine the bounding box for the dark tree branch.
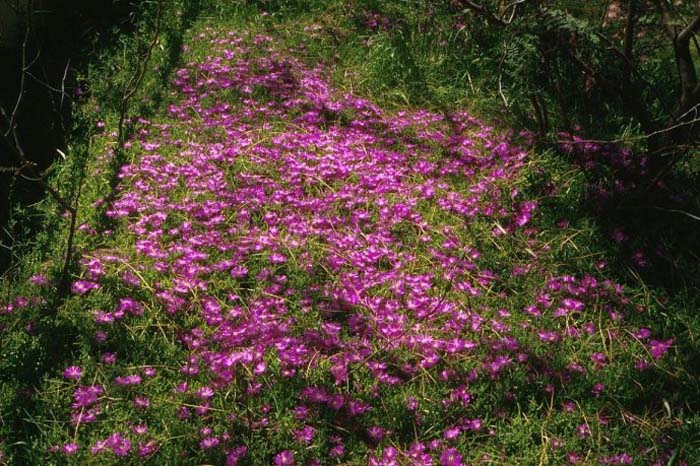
[678,0,700,42]
[595,31,675,119]
[458,0,508,26]
[3,18,29,138]
[652,0,700,117]
[0,0,81,294]
[116,0,163,153]
[623,0,638,87]
[530,94,548,137]
[567,48,655,134]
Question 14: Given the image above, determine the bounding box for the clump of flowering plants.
[0,16,691,466]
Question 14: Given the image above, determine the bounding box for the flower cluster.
[24,27,678,464]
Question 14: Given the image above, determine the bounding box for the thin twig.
[3,14,30,138]
[0,0,81,294]
[556,110,700,145]
[649,206,700,221]
[60,58,70,112]
[116,0,163,152]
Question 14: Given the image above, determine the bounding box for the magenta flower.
[649,339,673,360]
[196,386,215,399]
[63,366,83,381]
[132,396,150,409]
[576,423,590,439]
[107,432,131,457]
[61,443,78,455]
[71,280,100,295]
[29,273,48,285]
[443,426,461,440]
[94,330,107,343]
[590,352,607,368]
[567,451,581,464]
[293,425,315,444]
[72,385,103,408]
[138,440,158,457]
[133,425,148,435]
[440,447,463,466]
[226,446,248,465]
[71,407,100,426]
[200,436,219,450]
[635,359,651,371]
[592,383,605,397]
[114,374,142,386]
[41,31,676,465]
[274,450,295,465]
[538,330,560,343]
[90,439,108,455]
[269,252,287,264]
[117,297,143,316]
[329,444,345,458]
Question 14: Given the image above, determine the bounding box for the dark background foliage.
[0,0,145,272]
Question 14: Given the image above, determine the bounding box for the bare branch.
[3,23,30,138]
[623,0,637,84]
[500,0,527,23]
[678,13,700,43]
[595,31,675,119]
[557,104,700,145]
[25,71,71,97]
[116,0,163,151]
[0,2,76,216]
[458,0,508,26]
[649,206,700,221]
[60,59,70,113]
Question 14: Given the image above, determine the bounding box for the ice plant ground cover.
[0,7,698,466]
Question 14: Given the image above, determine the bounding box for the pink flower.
[138,440,158,457]
[440,447,463,466]
[71,280,100,295]
[132,396,150,409]
[443,426,461,440]
[590,352,607,368]
[200,437,219,449]
[72,385,103,408]
[61,443,78,455]
[649,339,673,360]
[274,450,295,465]
[29,274,48,285]
[269,252,287,264]
[592,383,605,397]
[196,386,215,399]
[114,374,142,386]
[293,425,315,444]
[63,366,83,381]
[106,432,131,457]
[133,424,148,435]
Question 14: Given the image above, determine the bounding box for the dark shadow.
[0,0,141,273]
[556,137,700,292]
